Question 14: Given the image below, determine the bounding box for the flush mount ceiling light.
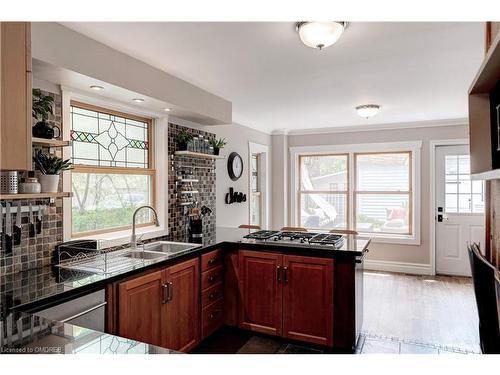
[163,108,171,112]
[132,98,145,103]
[356,104,381,118]
[90,85,104,91]
[296,21,347,50]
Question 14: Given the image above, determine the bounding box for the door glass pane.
[300,193,347,230]
[250,194,261,226]
[300,155,348,191]
[356,194,410,234]
[444,154,484,214]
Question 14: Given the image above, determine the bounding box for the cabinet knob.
[208,273,219,282]
[208,257,218,265]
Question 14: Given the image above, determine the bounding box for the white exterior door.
[435,145,485,276]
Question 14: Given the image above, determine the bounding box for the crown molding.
[276,118,468,136]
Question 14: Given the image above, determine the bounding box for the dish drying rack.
[56,239,147,274]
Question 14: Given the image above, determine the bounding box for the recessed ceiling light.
[163,108,171,112]
[356,104,381,119]
[90,85,104,91]
[296,22,347,50]
[132,98,145,103]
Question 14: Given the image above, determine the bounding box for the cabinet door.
[238,250,282,336]
[163,257,200,352]
[1,22,32,171]
[282,255,334,346]
[118,270,164,347]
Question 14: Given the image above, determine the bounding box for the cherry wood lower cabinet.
[238,250,334,346]
[282,255,333,346]
[238,250,283,336]
[117,257,200,352]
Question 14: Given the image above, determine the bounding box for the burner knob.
[300,238,305,243]
[274,237,279,241]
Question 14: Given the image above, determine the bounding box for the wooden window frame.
[250,153,262,227]
[297,153,350,231]
[353,151,413,236]
[70,101,156,238]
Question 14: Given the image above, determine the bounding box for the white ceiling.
[61,22,484,133]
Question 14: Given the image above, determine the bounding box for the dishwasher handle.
[59,302,107,323]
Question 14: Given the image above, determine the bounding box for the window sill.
[360,232,421,246]
[71,225,169,247]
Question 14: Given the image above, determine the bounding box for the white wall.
[279,123,469,274]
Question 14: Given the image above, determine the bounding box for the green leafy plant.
[33,150,73,175]
[176,128,193,144]
[32,89,54,122]
[210,137,227,149]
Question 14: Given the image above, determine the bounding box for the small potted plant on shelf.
[210,137,227,155]
[32,89,60,140]
[33,150,73,193]
[176,128,193,151]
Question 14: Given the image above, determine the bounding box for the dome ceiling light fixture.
[296,21,347,50]
[356,104,381,119]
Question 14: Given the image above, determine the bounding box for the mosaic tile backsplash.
[168,123,216,245]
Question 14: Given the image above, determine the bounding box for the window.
[355,152,411,235]
[298,154,348,230]
[444,154,484,213]
[293,142,420,242]
[70,101,155,236]
[250,154,262,226]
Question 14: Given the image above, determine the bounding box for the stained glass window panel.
[70,105,150,168]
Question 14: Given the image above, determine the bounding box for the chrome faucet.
[131,205,160,249]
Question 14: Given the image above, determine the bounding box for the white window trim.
[61,88,169,244]
[248,142,270,230]
[290,141,422,245]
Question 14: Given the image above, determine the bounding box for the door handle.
[60,302,107,323]
[277,265,282,283]
[283,266,288,284]
[162,283,169,304]
[167,281,173,302]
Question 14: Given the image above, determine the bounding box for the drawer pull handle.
[208,257,218,265]
[208,273,219,283]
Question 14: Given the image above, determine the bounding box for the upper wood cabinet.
[0,22,32,171]
[117,257,200,352]
[468,24,500,179]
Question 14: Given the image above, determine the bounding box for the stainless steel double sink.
[125,241,200,260]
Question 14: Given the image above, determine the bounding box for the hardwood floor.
[362,271,480,353]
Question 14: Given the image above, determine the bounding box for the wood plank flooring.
[362,271,480,353]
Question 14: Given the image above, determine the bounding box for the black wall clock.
[227,152,244,181]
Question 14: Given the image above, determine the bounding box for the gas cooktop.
[243,230,344,247]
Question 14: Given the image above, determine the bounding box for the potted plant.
[210,137,227,155]
[176,128,193,151]
[32,89,59,139]
[33,150,73,193]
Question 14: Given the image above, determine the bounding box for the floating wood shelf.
[174,151,224,159]
[177,178,199,183]
[179,191,199,195]
[0,192,72,200]
[32,137,72,147]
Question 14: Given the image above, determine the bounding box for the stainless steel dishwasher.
[34,289,106,332]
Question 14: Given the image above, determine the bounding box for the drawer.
[201,265,223,290]
[202,300,223,339]
[201,249,223,272]
[201,281,223,307]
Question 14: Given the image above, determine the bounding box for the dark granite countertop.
[0,310,173,354]
[0,231,370,354]
[1,233,370,313]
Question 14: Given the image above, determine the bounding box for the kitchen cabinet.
[282,255,334,346]
[238,250,334,346]
[118,270,164,347]
[238,250,283,336]
[201,249,224,339]
[117,257,200,352]
[1,22,32,171]
[164,257,200,352]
